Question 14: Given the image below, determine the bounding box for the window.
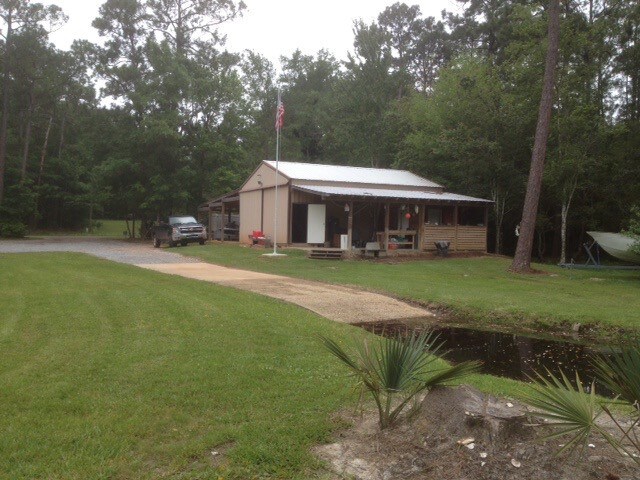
[458,207,485,226]
[427,208,442,225]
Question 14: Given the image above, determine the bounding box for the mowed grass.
[0,253,359,479]
[92,219,133,237]
[31,219,133,237]
[0,251,574,479]
[181,244,640,331]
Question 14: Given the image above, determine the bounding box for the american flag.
[275,99,285,131]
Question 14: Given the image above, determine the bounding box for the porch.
[198,190,240,241]
[290,186,489,253]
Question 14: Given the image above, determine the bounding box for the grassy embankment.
[0,252,525,479]
[181,243,640,335]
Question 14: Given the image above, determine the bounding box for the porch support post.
[347,200,354,250]
[418,204,425,251]
[384,202,390,251]
[220,202,226,243]
[453,205,459,252]
[484,206,489,253]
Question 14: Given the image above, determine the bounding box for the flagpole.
[263,89,286,257]
[273,89,280,255]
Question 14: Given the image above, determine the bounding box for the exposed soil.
[315,385,639,480]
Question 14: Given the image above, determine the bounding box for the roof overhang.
[199,190,240,211]
[293,185,492,205]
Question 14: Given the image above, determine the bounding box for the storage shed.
[235,160,492,253]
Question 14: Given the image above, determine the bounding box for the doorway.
[291,204,308,243]
[291,203,326,244]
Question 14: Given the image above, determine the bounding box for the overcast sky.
[47,0,460,68]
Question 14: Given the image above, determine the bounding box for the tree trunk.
[36,115,53,187]
[31,115,54,230]
[559,180,576,264]
[559,203,569,264]
[20,88,36,183]
[58,112,66,157]
[537,229,545,262]
[495,215,503,255]
[491,187,508,255]
[0,8,13,205]
[510,0,560,273]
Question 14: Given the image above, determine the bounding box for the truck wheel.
[153,237,161,248]
[168,241,176,248]
[199,239,205,245]
[180,240,188,247]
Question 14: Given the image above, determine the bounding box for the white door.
[307,204,326,244]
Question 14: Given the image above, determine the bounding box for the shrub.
[627,206,640,255]
[0,221,27,238]
[321,330,480,429]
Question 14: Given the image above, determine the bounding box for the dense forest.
[0,0,638,260]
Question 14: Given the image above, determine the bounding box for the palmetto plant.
[524,342,640,464]
[320,330,480,429]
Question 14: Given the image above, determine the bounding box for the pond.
[356,320,616,394]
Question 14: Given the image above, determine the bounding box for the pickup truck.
[153,216,208,247]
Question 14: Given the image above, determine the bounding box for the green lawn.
[92,219,133,237]
[31,219,133,237]
[180,244,640,333]
[0,253,359,479]
[0,251,609,478]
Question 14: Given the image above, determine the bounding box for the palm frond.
[372,331,440,392]
[592,342,640,415]
[524,369,599,455]
[320,329,476,429]
[319,335,363,374]
[424,360,482,388]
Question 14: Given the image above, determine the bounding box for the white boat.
[587,231,640,264]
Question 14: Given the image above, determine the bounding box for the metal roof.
[199,190,240,210]
[264,160,442,188]
[293,185,492,204]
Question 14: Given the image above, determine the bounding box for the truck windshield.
[169,216,198,225]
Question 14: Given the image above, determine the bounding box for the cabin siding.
[262,187,289,245]
[241,163,288,193]
[290,189,320,203]
[422,225,487,252]
[239,190,263,243]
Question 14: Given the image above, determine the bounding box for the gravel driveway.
[1,237,434,324]
[0,236,200,264]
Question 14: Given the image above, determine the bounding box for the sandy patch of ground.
[136,262,433,324]
[315,385,639,480]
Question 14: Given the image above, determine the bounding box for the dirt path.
[136,262,432,324]
[0,238,433,324]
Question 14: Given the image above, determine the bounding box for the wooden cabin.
[208,160,492,253]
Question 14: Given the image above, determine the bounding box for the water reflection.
[357,321,614,394]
